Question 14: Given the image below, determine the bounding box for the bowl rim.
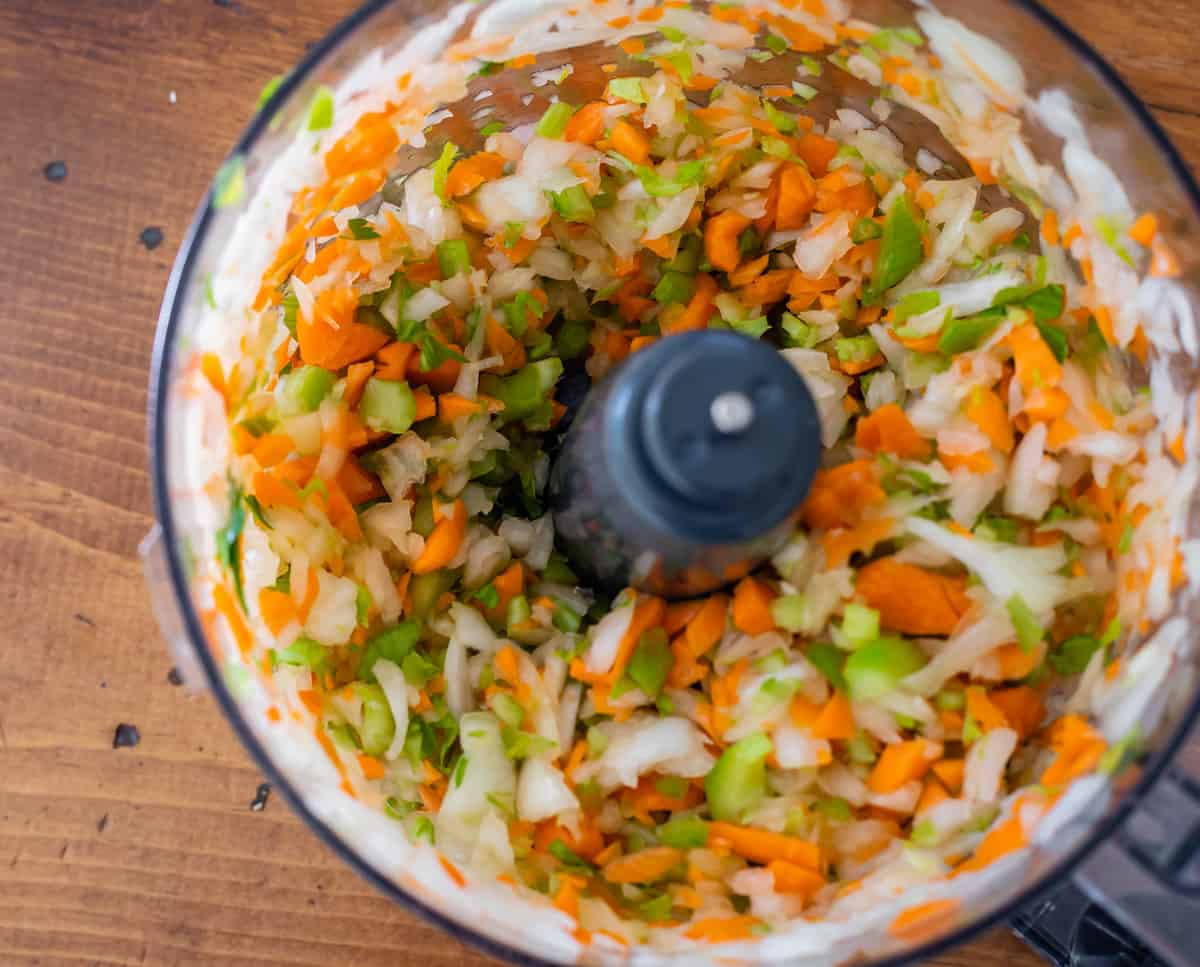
[147,1,1200,964]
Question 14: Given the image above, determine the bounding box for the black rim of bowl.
[147,2,1200,964]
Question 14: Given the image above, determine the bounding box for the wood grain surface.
[1,1,1196,965]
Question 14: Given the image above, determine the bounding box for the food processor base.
[1012,882,1167,967]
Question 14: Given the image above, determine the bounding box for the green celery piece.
[852,218,883,243]
[806,641,847,691]
[487,358,564,423]
[667,234,702,273]
[1049,634,1102,676]
[480,120,505,137]
[536,101,576,139]
[358,621,422,681]
[410,570,455,621]
[937,310,1003,355]
[359,378,416,434]
[542,551,578,585]
[843,636,927,700]
[355,682,396,757]
[934,688,965,710]
[355,585,373,627]
[814,797,852,821]
[436,239,472,278]
[275,636,328,669]
[840,603,880,648]
[658,814,709,848]
[501,725,556,759]
[431,142,459,205]
[552,602,583,633]
[1006,594,1043,653]
[280,365,336,413]
[640,893,674,922]
[306,85,335,131]
[705,734,772,822]
[626,628,671,699]
[653,270,695,305]
[865,193,924,304]
[606,77,647,104]
[555,319,590,359]
[835,333,879,363]
[490,691,524,729]
[893,290,939,323]
[401,650,438,687]
[549,184,595,222]
[549,839,596,872]
[507,593,532,632]
[771,594,807,632]
[636,160,707,198]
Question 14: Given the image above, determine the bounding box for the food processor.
[143,0,1200,964]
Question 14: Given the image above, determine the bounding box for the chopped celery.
[909,819,938,847]
[846,732,877,764]
[1049,634,1102,676]
[555,318,590,359]
[431,142,459,205]
[814,797,852,821]
[840,603,880,648]
[355,585,373,627]
[549,839,596,873]
[653,270,694,305]
[764,32,788,54]
[635,160,707,198]
[780,313,823,349]
[280,365,336,414]
[1006,594,1043,653]
[937,310,1002,355]
[843,636,927,700]
[549,185,595,222]
[806,642,848,691]
[655,775,688,799]
[490,692,524,729]
[436,238,472,278]
[852,218,883,243]
[658,814,709,848]
[355,682,396,757]
[771,594,808,632]
[536,101,576,139]
[359,621,421,681]
[471,582,500,608]
[359,378,417,434]
[485,358,563,424]
[962,713,982,745]
[667,234,702,274]
[552,601,583,633]
[934,687,965,710]
[606,77,647,104]
[507,593,532,633]
[865,193,924,303]
[992,283,1065,323]
[480,120,505,137]
[306,86,334,131]
[640,893,674,922]
[401,650,438,687]
[542,551,579,584]
[835,333,879,364]
[409,570,455,621]
[892,291,939,324]
[626,628,671,699]
[274,636,328,670]
[705,733,772,822]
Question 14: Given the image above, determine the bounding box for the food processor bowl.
[144,1,1200,964]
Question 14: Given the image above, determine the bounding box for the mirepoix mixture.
[194,0,1189,950]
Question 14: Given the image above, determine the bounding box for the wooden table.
[1,1,1196,964]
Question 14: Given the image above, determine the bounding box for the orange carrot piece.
[412,387,437,422]
[854,557,970,636]
[889,899,961,939]
[685,594,729,657]
[821,517,895,569]
[610,119,651,165]
[915,777,950,816]
[664,600,704,635]
[707,822,821,870]
[336,455,385,505]
[374,341,417,380]
[775,163,817,230]
[258,588,298,635]
[564,101,607,144]
[343,360,375,409]
[767,860,825,898]
[444,151,507,199]
[683,915,760,943]
[298,287,392,370]
[867,739,936,794]
[737,269,793,306]
[606,595,667,683]
[438,392,483,422]
[990,686,1045,740]
[931,758,964,794]
[405,341,462,393]
[854,403,930,460]
[704,210,751,274]
[252,432,295,469]
[602,846,683,884]
[1129,212,1158,247]
[731,577,776,635]
[965,686,1010,733]
[965,387,1014,454]
[811,691,855,741]
[1009,322,1062,393]
[663,272,718,333]
[1023,386,1070,424]
[485,315,526,374]
[412,499,467,574]
[955,814,1026,875]
[794,133,838,176]
[357,754,387,780]
[802,459,885,530]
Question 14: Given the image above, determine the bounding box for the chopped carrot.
[731,577,776,635]
[1040,210,1059,247]
[704,210,751,274]
[405,340,462,393]
[564,101,607,144]
[955,813,1026,875]
[374,340,416,380]
[915,776,950,816]
[1129,212,1158,247]
[990,686,1045,740]
[822,517,896,569]
[810,691,855,741]
[663,272,718,333]
[889,898,961,939]
[444,151,507,199]
[438,392,483,422]
[343,361,375,409]
[1023,386,1070,424]
[602,846,683,884]
[767,860,825,898]
[664,600,704,635]
[794,133,838,176]
[412,387,437,422]
[994,642,1043,680]
[412,499,467,574]
[258,588,298,635]
[728,253,770,288]
[683,916,760,943]
[610,119,650,165]
[685,594,729,657]
[854,403,930,460]
[775,163,817,230]
[1009,322,1062,393]
[931,758,964,794]
[965,388,1014,454]
[738,269,794,306]
[1040,714,1106,786]
[606,595,667,684]
[252,432,295,469]
[485,315,527,374]
[867,739,937,794]
[854,557,970,636]
[298,286,391,370]
[357,754,387,780]
[707,822,821,870]
[802,459,885,530]
[965,686,1010,733]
